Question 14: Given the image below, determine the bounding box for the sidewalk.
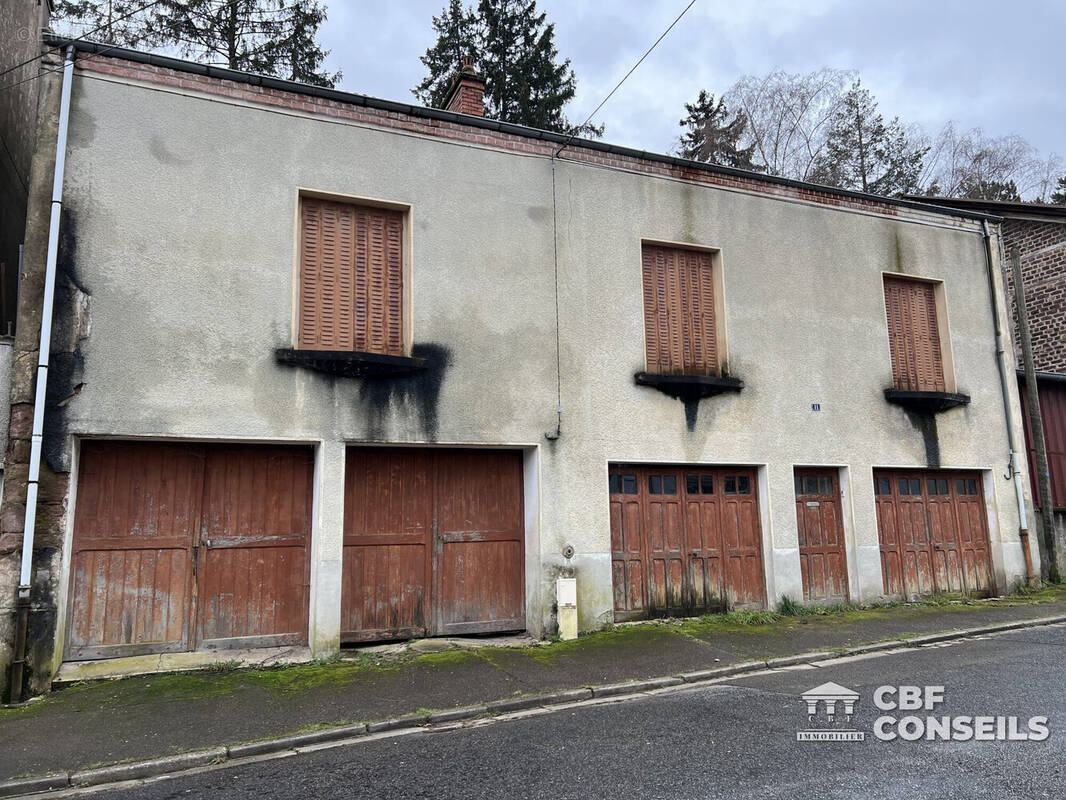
[3,587,1066,783]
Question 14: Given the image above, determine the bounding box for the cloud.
[320,0,1064,161]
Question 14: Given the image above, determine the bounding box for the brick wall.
[1001,218,1066,372]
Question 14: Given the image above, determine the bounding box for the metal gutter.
[41,33,1002,225]
[10,45,75,703]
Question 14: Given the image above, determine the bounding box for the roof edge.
[45,34,1002,224]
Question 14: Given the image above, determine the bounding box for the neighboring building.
[0,0,51,331]
[1,37,1038,696]
[911,196,1066,573]
[0,0,51,698]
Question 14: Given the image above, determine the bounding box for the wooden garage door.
[794,470,850,604]
[66,441,313,661]
[874,470,993,599]
[610,465,765,620]
[341,448,525,642]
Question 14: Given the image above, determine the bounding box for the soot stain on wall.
[43,208,91,473]
[359,343,451,441]
[905,410,941,468]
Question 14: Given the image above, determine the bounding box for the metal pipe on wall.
[9,46,75,704]
[981,219,1037,584]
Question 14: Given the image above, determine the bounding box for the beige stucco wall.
[39,69,1035,671]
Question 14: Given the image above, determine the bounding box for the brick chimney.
[442,56,486,117]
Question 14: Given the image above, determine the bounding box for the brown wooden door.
[342,448,525,642]
[196,446,313,650]
[874,470,993,598]
[67,442,202,660]
[794,470,850,604]
[609,465,765,619]
[67,442,313,661]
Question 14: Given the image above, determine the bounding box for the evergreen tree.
[413,0,601,137]
[53,0,155,47]
[811,80,926,196]
[677,90,757,169]
[155,0,340,86]
[414,0,479,109]
[1051,175,1066,204]
[54,0,340,87]
[959,179,1021,202]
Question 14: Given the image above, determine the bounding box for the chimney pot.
[443,57,485,117]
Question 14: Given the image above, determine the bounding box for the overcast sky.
[318,0,1063,164]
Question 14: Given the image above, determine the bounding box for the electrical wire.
[554,0,697,158]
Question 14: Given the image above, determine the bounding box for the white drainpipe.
[18,46,75,597]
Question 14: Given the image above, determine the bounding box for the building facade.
[1,39,1039,696]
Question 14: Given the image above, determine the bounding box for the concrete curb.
[4,612,1064,797]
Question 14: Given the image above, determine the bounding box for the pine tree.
[677,90,757,169]
[413,0,601,137]
[54,0,340,87]
[811,80,926,196]
[1051,175,1066,204]
[960,179,1021,202]
[53,0,155,47]
[413,0,479,108]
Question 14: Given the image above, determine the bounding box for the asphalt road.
[92,623,1066,799]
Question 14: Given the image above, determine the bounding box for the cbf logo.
[797,683,1050,743]
[796,682,865,741]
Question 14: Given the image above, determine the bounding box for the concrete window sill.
[884,388,971,413]
[275,348,427,378]
[634,372,744,400]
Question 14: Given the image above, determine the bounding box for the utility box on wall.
[557,577,577,641]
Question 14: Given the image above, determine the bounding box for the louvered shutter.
[883,276,946,392]
[641,244,718,376]
[299,198,404,355]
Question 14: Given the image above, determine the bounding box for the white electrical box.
[556,576,577,608]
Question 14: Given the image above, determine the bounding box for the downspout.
[9,46,75,704]
[981,219,1037,586]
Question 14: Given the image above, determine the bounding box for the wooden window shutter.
[883,276,946,392]
[298,198,404,355]
[641,243,718,375]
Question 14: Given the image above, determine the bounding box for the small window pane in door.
[609,474,621,494]
[701,475,714,494]
[738,476,751,494]
[819,476,833,495]
[804,476,819,494]
[725,476,737,494]
[663,476,678,495]
[649,475,662,495]
[899,479,910,495]
[910,479,921,495]
[966,479,977,495]
[623,475,638,495]
[687,475,699,494]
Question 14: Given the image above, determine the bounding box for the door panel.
[610,474,645,619]
[874,470,993,599]
[794,470,850,604]
[435,450,525,634]
[67,442,202,660]
[342,449,433,641]
[197,445,313,649]
[342,448,526,641]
